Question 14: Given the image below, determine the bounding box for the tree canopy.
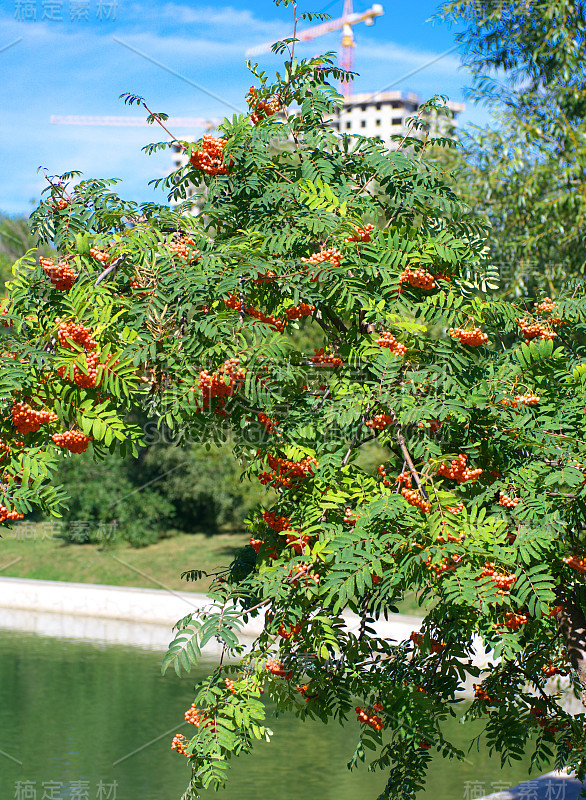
[2,5,586,799]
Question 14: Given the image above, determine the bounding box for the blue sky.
[1,0,485,217]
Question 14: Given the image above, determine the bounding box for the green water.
[0,630,539,800]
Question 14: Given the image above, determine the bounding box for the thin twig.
[141,101,183,147]
[385,407,429,501]
[94,254,126,286]
[341,403,372,467]
[239,277,246,324]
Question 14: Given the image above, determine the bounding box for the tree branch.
[385,407,429,501]
[94,254,126,287]
[341,403,372,467]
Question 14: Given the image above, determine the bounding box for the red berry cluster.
[302,248,342,268]
[517,392,539,405]
[499,491,520,508]
[377,464,391,482]
[190,136,230,175]
[197,358,245,410]
[52,430,91,454]
[449,327,489,346]
[517,318,557,342]
[89,247,110,264]
[499,392,519,409]
[562,555,586,575]
[185,703,212,727]
[296,684,310,700]
[535,297,557,314]
[436,528,465,544]
[410,631,443,653]
[366,413,393,430]
[262,510,291,531]
[480,562,516,593]
[401,487,431,513]
[473,684,497,703]
[437,454,482,484]
[0,439,10,460]
[286,303,314,320]
[355,706,384,730]
[265,658,292,679]
[497,612,527,630]
[0,301,12,328]
[271,454,315,478]
[130,276,155,297]
[312,348,342,367]
[345,223,375,243]
[168,236,198,261]
[246,87,280,124]
[378,465,412,489]
[224,294,285,332]
[0,504,24,522]
[542,661,569,677]
[376,331,407,356]
[259,453,317,488]
[49,198,69,211]
[57,351,102,388]
[289,562,320,586]
[12,402,57,434]
[57,321,97,350]
[302,248,342,281]
[399,266,435,290]
[285,531,311,554]
[171,733,187,755]
[425,556,458,578]
[343,507,359,525]
[278,623,301,640]
[39,257,77,291]
[257,412,275,433]
[224,678,237,693]
[444,503,464,515]
[530,706,569,735]
[254,269,276,284]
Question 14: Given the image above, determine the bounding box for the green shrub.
[139,442,269,533]
[54,451,174,547]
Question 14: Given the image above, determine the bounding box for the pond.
[0,629,539,800]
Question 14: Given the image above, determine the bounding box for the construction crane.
[50,115,221,130]
[245,2,384,98]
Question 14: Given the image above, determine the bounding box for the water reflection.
[0,629,537,800]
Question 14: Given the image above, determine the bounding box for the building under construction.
[327,90,464,146]
[170,89,465,203]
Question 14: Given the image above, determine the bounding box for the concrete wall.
[0,576,423,652]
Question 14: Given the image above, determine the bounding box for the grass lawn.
[0,522,424,615]
[0,523,246,592]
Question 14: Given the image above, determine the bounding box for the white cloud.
[158,3,285,37]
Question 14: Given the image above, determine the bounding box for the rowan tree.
[2,5,586,798]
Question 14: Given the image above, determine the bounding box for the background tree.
[437,0,586,294]
[2,4,586,799]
